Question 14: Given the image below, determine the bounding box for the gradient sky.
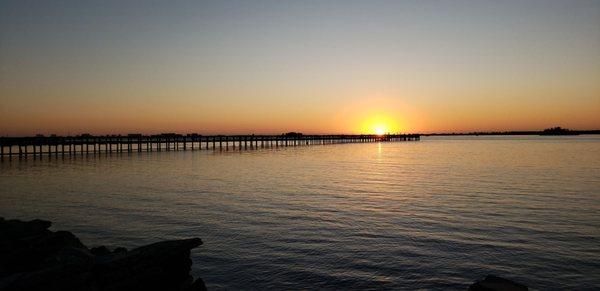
[1,0,599,136]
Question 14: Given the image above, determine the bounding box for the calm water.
[1,136,599,290]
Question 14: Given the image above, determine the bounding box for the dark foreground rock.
[0,217,205,291]
[469,275,528,291]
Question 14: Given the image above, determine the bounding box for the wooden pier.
[0,133,420,159]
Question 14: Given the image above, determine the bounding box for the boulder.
[90,238,203,291]
[469,275,528,291]
[0,217,206,291]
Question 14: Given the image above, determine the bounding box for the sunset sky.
[1,0,599,136]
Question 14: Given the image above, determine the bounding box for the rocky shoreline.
[1,217,528,291]
[0,218,205,291]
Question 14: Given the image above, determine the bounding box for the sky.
[1,0,599,136]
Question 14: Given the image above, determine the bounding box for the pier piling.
[0,133,420,159]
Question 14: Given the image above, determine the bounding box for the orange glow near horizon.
[360,115,398,135]
[334,97,418,135]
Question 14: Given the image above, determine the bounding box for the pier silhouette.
[0,133,420,158]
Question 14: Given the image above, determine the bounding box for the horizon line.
[2,128,599,138]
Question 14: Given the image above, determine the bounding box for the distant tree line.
[422,127,599,136]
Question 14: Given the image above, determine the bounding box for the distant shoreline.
[1,129,599,139]
[421,130,600,136]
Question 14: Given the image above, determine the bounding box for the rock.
[0,218,86,276]
[90,238,203,291]
[186,277,208,291]
[0,218,52,240]
[91,246,111,256]
[112,247,127,254]
[0,217,206,291]
[469,275,528,291]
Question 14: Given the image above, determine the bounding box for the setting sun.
[335,98,415,135]
[374,126,387,136]
[358,114,401,135]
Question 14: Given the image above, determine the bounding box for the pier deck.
[0,133,420,158]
